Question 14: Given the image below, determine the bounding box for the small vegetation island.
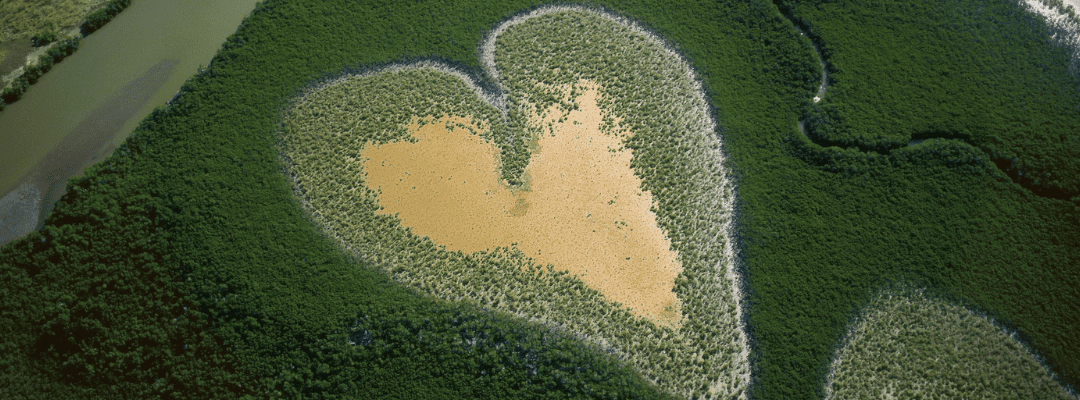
[0,0,1078,399]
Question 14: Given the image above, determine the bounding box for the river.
[0,0,261,245]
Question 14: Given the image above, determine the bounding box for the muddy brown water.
[361,84,682,325]
[0,0,261,245]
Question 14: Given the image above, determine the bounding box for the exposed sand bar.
[0,181,40,244]
[361,83,682,324]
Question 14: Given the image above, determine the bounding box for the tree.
[32,25,58,47]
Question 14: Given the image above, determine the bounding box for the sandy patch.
[360,82,682,325]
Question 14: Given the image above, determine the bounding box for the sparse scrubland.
[1025,0,1080,72]
[825,287,1076,400]
[281,9,747,398]
[0,0,1077,398]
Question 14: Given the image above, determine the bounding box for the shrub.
[81,0,133,35]
[37,54,54,74]
[31,29,58,47]
[1,77,29,103]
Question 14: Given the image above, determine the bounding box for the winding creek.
[792,22,828,141]
[791,27,936,149]
[786,5,1070,156]
[779,3,1080,203]
[0,0,261,245]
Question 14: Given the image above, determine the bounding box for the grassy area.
[826,287,1075,399]
[0,0,1076,398]
[0,0,109,43]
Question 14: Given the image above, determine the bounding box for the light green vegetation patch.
[825,287,1077,400]
[0,0,108,43]
[280,7,747,399]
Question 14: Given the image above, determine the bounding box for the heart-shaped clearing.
[360,82,681,323]
[281,7,748,399]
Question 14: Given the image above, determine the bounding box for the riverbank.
[0,59,178,244]
[1,0,132,109]
[0,0,262,246]
[0,0,116,92]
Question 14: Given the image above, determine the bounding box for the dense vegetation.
[743,0,1080,398]
[80,0,132,35]
[31,24,58,47]
[826,286,1073,399]
[0,0,1076,398]
[0,138,248,398]
[783,0,1080,199]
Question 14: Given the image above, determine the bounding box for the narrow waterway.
[0,0,261,245]
[789,22,828,127]
[794,26,828,103]
[780,3,1079,201]
[789,13,949,150]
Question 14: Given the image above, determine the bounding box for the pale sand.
[360,83,682,325]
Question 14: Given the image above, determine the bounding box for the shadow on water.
[0,59,178,245]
